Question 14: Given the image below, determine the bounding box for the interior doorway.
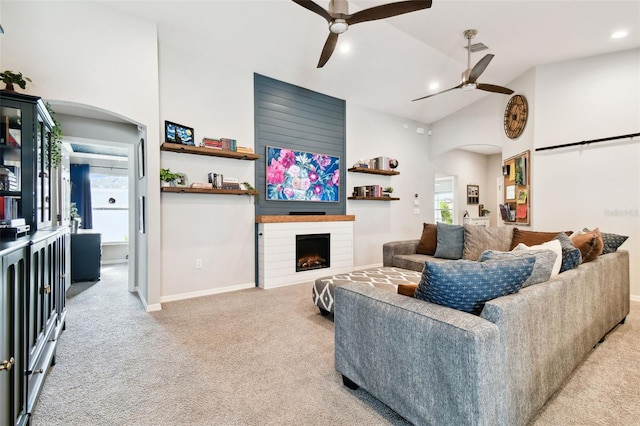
[48,101,147,300]
[435,175,457,224]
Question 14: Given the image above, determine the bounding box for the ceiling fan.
[412,29,514,102]
[292,0,432,68]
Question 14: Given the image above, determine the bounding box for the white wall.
[533,49,640,298]
[1,1,161,307]
[345,104,430,267]
[429,48,640,298]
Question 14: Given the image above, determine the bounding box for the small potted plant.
[481,208,491,217]
[70,202,81,233]
[0,70,32,91]
[383,187,394,197]
[160,168,180,187]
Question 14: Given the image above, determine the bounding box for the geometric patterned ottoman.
[312,267,423,316]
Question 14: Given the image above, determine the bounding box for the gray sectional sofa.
[335,228,630,425]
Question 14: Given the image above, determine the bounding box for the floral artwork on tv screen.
[266,146,340,202]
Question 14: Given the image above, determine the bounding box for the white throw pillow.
[513,239,562,277]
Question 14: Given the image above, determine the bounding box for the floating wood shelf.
[347,167,399,176]
[348,196,400,201]
[161,187,258,196]
[160,142,259,160]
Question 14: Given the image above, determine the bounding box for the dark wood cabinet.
[0,91,68,425]
[0,91,54,231]
[71,232,101,282]
[1,241,29,426]
[0,228,67,426]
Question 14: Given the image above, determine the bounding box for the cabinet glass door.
[36,115,52,228]
[0,106,22,224]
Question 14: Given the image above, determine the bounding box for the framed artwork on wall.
[164,120,194,146]
[467,184,479,204]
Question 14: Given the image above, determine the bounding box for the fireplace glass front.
[296,233,330,272]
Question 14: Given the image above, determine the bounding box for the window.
[90,171,128,243]
[435,176,456,224]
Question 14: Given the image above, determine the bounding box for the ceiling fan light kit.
[292,0,433,68]
[412,29,514,102]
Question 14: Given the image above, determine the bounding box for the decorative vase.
[2,82,15,91]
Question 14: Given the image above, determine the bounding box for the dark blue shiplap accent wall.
[254,73,346,216]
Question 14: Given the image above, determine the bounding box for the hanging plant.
[46,103,63,167]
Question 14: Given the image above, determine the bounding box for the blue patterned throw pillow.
[433,222,464,260]
[479,249,557,287]
[583,228,628,255]
[554,232,581,272]
[415,257,535,315]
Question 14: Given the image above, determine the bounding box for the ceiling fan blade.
[476,83,514,95]
[468,54,494,83]
[317,32,339,68]
[412,84,462,102]
[291,0,333,22]
[347,0,432,26]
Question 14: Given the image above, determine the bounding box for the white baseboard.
[159,282,256,304]
[355,262,384,270]
[101,260,128,265]
[137,291,162,312]
[630,294,640,302]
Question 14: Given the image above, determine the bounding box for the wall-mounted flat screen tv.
[266,146,340,202]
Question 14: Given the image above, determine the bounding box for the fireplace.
[296,233,330,272]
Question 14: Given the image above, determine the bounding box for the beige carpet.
[31,264,640,425]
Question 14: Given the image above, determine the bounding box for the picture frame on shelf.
[175,172,189,188]
[164,120,194,146]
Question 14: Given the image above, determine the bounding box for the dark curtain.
[70,164,93,229]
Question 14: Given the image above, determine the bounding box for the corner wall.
[428,48,640,298]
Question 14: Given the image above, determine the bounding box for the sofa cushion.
[415,257,535,315]
[554,232,581,272]
[433,222,464,260]
[513,239,562,277]
[392,253,451,272]
[416,223,438,255]
[571,228,604,263]
[479,249,557,288]
[397,283,418,296]
[509,228,572,250]
[583,228,628,254]
[462,225,514,261]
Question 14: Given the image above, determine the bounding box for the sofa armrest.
[383,239,420,266]
[335,283,505,426]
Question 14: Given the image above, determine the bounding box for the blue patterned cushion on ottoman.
[415,257,535,315]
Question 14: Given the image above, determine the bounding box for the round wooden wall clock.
[504,94,528,139]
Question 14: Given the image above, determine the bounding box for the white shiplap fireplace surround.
[256,215,355,289]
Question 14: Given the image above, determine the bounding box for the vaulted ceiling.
[100,1,640,125]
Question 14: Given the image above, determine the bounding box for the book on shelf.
[353,185,383,197]
[190,182,214,189]
[235,146,254,154]
[221,176,240,189]
[202,137,237,151]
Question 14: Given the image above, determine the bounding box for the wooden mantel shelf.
[255,215,355,223]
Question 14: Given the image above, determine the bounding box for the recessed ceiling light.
[611,30,628,39]
[429,82,440,91]
[339,43,351,54]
